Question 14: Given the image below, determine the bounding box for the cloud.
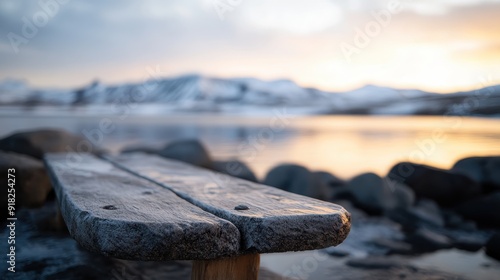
[235,0,343,34]
[0,0,499,92]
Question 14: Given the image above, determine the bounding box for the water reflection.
[1,115,500,180]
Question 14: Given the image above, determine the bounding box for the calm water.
[2,114,500,179]
[2,113,500,279]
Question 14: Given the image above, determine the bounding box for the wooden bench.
[44,153,350,280]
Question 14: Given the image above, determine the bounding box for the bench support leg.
[191,253,260,280]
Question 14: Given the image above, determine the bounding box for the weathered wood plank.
[105,153,351,254]
[44,153,240,260]
[192,253,260,280]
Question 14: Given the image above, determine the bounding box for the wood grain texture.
[192,254,260,280]
[105,153,351,254]
[44,153,240,260]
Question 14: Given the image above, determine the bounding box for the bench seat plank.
[44,153,241,261]
[105,153,351,254]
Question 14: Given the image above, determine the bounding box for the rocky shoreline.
[1,128,500,279]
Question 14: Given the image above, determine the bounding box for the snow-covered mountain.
[0,75,499,116]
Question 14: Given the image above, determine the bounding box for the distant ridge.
[1,75,499,116]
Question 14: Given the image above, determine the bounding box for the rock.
[325,248,350,257]
[386,199,444,231]
[452,156,500,193]
[411,199,445,228]
[212,160,258,182]
[406,228,453,252]
[345,173,414,215]
[442,210,478,230]
[0,129,102,159]
[388,162,481,207]
[455,192,500,228]
[442,210,464,228]
[158,139,213,169]
[460,221,478,231]
[370,238,413,255]
[386,178,416,210]
[314,171,345,188]
[346,173,391,215]
[121,145,160,154]
[453,235,486,252]
[346,256,408,269]
[485,233,500,261]
[313,171,346,201]
[263,164,330,200]
[0,151,52,220]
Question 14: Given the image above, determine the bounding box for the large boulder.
[1,151,52,220]
[345,173,415,215]
[158,139,213,169]
[452,156,500,193]
[263,164,330,200]
[0,129,102,159]
[486,233,500,261]
[455,192,500,228]
[212,160,258,182]
[388,162,481,206]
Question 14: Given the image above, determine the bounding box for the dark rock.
[325,249,350,257]
[387,178,416,211]
[406,228,453,252]
[314,171,345,188]
[345,173,414,215]
[442,211,477,231]
[0,129,102,159]
[485,233,500,261]
[346,256,408,269]
[455,192,500,228]
[120,145,160,154]
[388,162,481,207]
[370,238,413,255]
[411,199,445,228]
[460,221,477,231]
[346,173,391,214]
[1,151,52,220]
[442,210,464,228]
[213,160,258,182]
[385,203,444,232]
[158,139,213,169]
[452,156,500,193]
[385,210,419,231]
[263,164,330,200]
[452,235,486,252]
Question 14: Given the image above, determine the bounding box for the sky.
[0,0,499,93]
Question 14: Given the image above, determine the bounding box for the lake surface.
[2,113,500,180]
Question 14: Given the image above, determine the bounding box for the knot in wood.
[234,205,249,211]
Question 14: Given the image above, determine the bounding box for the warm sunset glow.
[0,0,499,92]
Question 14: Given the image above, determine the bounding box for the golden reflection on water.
[242,115,500,180]
[2,114,500,180]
